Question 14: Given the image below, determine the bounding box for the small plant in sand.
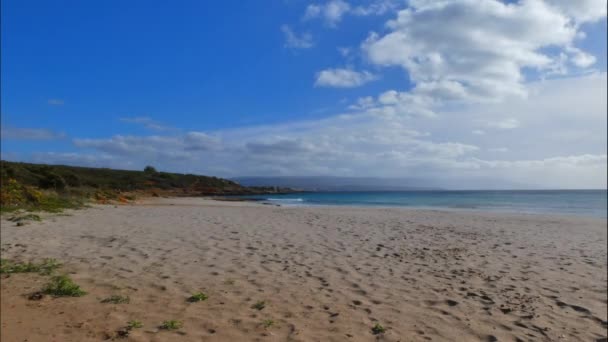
[101,295,130,304]
[0,258,61,275]
[371,323,386,335]
[251,300,266,310]
[127,320,144,329]
[262,319,274,328]
[160,320,183,330]
[43,275,86,297]
[187,291,209,303]
[224,279,235,285]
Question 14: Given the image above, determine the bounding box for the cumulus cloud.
[315,68,378,88]
[281,25,314,49]
[545,0,607,23]
[1,126,65,140]
[350,0,606,118]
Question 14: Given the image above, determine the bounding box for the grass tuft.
[0,258,61,275]
[371,323,386,335]
[160,320,182,330]
[251,300,266,310]
[187,292,208,303]
[262,319,274,328]
[101,295,130,304]
[43,275,86,297]
[127,320,143,329]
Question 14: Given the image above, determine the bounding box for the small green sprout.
[187,292,209,302]
[160,320,182,330]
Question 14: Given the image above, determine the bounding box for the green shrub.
[187,292,208,302]
[38,172,67,190]
[43,275,86,297]
[127,320,143,329]
[160,320,182,330]
[0,258,61,275]
[144,166,157,174]
[371,323,386,334]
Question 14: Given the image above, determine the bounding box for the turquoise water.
[240,190,607,218]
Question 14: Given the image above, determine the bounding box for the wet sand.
[1,197,606,341]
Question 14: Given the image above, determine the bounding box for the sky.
[1,0,607,189]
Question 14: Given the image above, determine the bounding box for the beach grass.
[187,292,209,302]
[262,319,274,328]
[127,320,144,329]
[371,323,386,334]
[43,275,86,297]
[0,258,61,275]
[160,320,182,330]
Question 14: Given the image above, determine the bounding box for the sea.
[239,190,607,218]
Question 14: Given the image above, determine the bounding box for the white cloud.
[304,0,351,27]
[351,0,398,16]
[362,0,603,108]
[26,74,601,188]
[315,68,378,88]
[472,130,486,135]
[281,25,314,49]
[304,0,399,26]
[567,46,597,68]
[546,0,608,23]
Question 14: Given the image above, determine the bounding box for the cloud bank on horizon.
[2,0,607,189]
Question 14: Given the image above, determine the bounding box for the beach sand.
[1,197,606,341]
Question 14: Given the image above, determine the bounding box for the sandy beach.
[1,197,606,341]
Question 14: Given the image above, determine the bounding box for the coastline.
[2,197,607,341]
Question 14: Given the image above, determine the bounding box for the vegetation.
[251,300,266,310]
[127,320,144,329]
[43,275,86,297]
[262,319,274,328]
[187,292,209,302]
[371,323,386,335]
[160,320,183,330]
[1,161,298,213]
[101,295,130,304]
[0,258,61,275]
[0,160,262,213]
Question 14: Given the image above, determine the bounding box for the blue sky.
[2,0,607,188]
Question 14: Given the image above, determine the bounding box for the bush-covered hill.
[1,161,245,193]
[0,161,290,212]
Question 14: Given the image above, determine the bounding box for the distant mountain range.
[232,176,442,192]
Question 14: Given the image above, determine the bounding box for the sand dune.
[1,197,606,341]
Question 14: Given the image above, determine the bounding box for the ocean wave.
[265,198,304,202]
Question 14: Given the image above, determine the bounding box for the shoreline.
[208,196,608,220]
[2,197,607,341]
